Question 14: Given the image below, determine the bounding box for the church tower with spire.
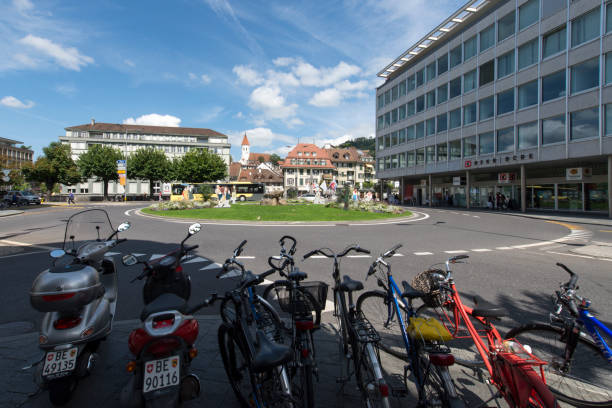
[240,133,250,165]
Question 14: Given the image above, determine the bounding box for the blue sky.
[0,0,461,161]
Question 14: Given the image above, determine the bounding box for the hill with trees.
[337,136,376,157]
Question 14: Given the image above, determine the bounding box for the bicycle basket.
[407,317,452,342]
[411,269,445,308]
[275,281,329,314]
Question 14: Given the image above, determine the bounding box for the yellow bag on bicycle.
[408,317,452,342]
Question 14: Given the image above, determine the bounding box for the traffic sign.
[2,176,9,182]
[2,169,10,176]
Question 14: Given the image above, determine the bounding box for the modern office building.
[0,137,33,168]
[59,120,231,197]
[376,0,612,216]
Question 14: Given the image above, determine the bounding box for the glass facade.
[542,115,566,144]
[497,88,514,115]
[498,12,515,42]
[464,36,477,60]
[542,70,565,102]
[518,80,538,109]
[570,107,598,141]
[497,51,515,78]
[480,25,495,51]
[497,127,514,152]
[571,8,600,47]
[518,121,537,149]
[518,39,538,70]
[479,96,494,121]
[571,57,599,94]
[519,0,539,30]
[543,26,566,58]
[479,132,494,155]
[480,60,494,86]
[450,45,462,68]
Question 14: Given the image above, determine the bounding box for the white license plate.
[143,355,180,393]
[42,347,78,377]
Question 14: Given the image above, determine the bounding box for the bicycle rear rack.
[353,312,381,343]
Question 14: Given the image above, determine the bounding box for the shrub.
[286,188,298,199]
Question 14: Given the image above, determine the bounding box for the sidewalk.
[0,210,24,217]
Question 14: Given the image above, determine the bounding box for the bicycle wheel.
[355,341,391,408]
[416,304,485,368]
[263,281,322,332]
[506,323,612,407]
[414,349,465,408]
[218,323,261,407]
[357,290,410,360]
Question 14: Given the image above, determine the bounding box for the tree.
[128,147,172,198]
[257,155,265,163]
[338,136,376,158]
[175,148,226,183]
[269,153,281,166]
[77,144,123,200]
[22,142,80,199]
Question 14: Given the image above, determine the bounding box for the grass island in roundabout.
[141,200,411,222]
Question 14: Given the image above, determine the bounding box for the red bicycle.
[414,255,558,408]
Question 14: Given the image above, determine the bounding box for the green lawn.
[142,204,410,221]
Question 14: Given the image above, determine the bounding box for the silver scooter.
[28,209,131,406]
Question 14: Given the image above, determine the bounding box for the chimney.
[91,118,95,126]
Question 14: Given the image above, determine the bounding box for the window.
[407,100,415,116]
[571,57,599,94]
[416,148,425,165]
[464,69,477,92]
[384,134,390,148]
[606,104,612,135]
[519,0,539,30]
[399,152,406,167]
[518,121,538,149]
[437,113,448,132]
[426,146,435,163]
[479,60,494,86]
[399,80,406,97]
[497,127,514,152]
[399,104,406,120]
[437,83,448,104]
[450,77,461,98]
[407,74,416,91]
[607,52,612,84]
[449,140,461,160]
[426,90,436,109]
[479,132,494,154]
[608,3,612,33]
[426,117,436,136]
[450,45,462,68]
[377,116,384,130]
[398,128,406,144]
[464,103,477,125]
[543,26,566,58]
[498,12,516,42]
[480,24,495,51]
[542,115,566,144]
[518,80,538,109]
[407,150,415,166]
[407,125,415,140]
[438,54,448,75]
[426,62,436,82]
[497,88,515,115]
[497,50,515,78]
[449,108,461,129]
[416,69,425,87]
[416,95,425,112]
[464,35,477,60]
[377,135,384,150]
[479,96,494,120]
[542,70,566,102]
[571,107,599,140]
[543,0,565,20]
[572,8,600,47]
[391,131,398,146]
[463,135,477,157]
[384,90,390,105]
[437,143,447,161]
[518,39,538,70]
[392,85,399,101]
[415,121,425,139]
[377,94,384,109]
[391,109,398,124]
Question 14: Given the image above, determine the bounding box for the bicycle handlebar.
[303,245,370,261]
[450,254,469,262]
[382,244,402,259]
[184,244,199,253]
[279,235,297,255]
[556,262,578,289]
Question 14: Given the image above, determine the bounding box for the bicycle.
[356,244,464,407]
[262,235,328,408]
[303,244,390,408]
[414,255,558,408]
[206,240,295,407]
[505,263,611,407]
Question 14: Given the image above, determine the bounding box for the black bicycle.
[262,236,328,408]
[303,244,390,408]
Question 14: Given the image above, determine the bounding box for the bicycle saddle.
[471,295,506,319]
[288,269,307,281]
[338,275,363,292]
[252,330,291,373]
[401,280,425,299]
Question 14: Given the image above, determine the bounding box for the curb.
[497,212,612,227]
[0,210,24,217]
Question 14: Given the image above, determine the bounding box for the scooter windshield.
[63,209,115,252]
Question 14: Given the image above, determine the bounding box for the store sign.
[464,160,472,168]
[497,172,516,184]
[116,160,127,186]
[566,167,582,180]
[452,176,462,186]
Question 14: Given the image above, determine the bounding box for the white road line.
[444,250,468,254]
[347,255,371,258]
[124,209,134,216]
[183,256,209,264]
[0,250,50,259]
[473,215,480,218]
[392,253,404,257]
[323,299,335,313]
[495,247,513,250]
[414,252,433,255]
[236,256,256,259]
[104,252,121,256]
[462,213,470,216]
[200,262,222,271]
[471,249,492,252]
[0,239,56,250]
[546,251,594,259]
[309,255,327,259]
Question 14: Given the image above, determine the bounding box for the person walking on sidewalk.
[67,192,75,205]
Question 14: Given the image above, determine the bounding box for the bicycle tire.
[262,281,322,331]
[506,323,612,407]
[415,350,465,408]
[356,290,410,360]
[415,304,485,368]
[355,341,391,408]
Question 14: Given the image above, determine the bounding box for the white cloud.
[19,34,93,71]
[230,127,295,148]
[266,70,300,87]
[233,65,263,86]
[273,57,295,67]
[335,79,369,92]
[309,88,342,107]
[124,59,135,67]
[123,114,181,127]
[293,60,361,87]
[197,106,224,123]
[235,111,244,119]
[248,84,298,122]
[188,72,212,85]
[55,84,77,96]
[1,95,34,109]
[13,0,33,13]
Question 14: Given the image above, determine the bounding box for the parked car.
[3,190,41,206]
[299,193,316,203]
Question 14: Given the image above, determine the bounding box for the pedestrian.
[501,194,507,209]
[12,191,18,206]
[215,185,222,201]
[487,194,493,209]
[158,191,162,201]
[231,187,237,204]
[67,191,75,205]
[352,188,359,202]
[496,192,501,210]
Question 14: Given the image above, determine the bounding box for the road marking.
[124,209,134,216]
[414,252,433,255]
[347,254,371,258]
[323,299,334,313]
[236,256,255,259]
[471,249,492,252]
[546,221,581,230]
[495,247,513,250]
[473,215,480,218]
[183,256,209,264]
[0,239,56,250]
[104,252,121,256]
[444,250,468,254]
[546,251,594,259]
[309,255,326,259]
[0,250,50,259]
[201,262,223,271]
[599,230,612,233]
[462,213,470,216]
[392,253,404,257]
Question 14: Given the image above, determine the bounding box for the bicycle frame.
[579,309,612,363]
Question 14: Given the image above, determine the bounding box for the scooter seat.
[140,293,188,321]
[252,331,291,373]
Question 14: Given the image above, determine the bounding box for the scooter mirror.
[122,254,138,266]
[50,249,65,259]
[188,223,201,235]
[117,222,131,232]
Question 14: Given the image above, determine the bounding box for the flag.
[330,180,336,192]
[320,180,327,192]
